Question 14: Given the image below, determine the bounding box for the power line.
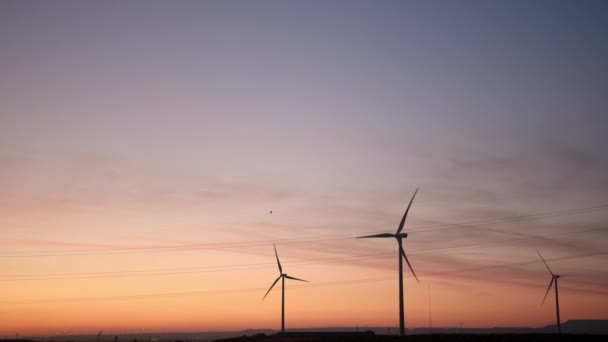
[1,226,606,281]
[421,250,608,278]
[409,226,608,256]
[0,252,394,281]
[411,205,608,234]
[2,251,605,305]
[1,205,607,258]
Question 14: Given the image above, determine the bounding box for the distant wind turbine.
[263,244,308,333]
[357,188,421,336]
[538,250,566,335]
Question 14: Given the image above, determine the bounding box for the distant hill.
[215,331,608,342]
[544,320,608,334]
[14,321,608,342]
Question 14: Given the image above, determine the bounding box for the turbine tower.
[357,189,420,336]
[538,250,563,335]
[263,244,308,333]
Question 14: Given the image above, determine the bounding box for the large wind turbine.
[538,250,564,335]
[358,189,420,336]
[263,244,308,333]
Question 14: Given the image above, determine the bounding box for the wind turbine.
[538,250,564,335]
[263,244,308,333]
[357,189,421,336]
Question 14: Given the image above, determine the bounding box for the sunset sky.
[1,0,608,336]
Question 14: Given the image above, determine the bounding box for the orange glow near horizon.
[1,221,607,336]
[3,277,608,336]
[1,174,607,335]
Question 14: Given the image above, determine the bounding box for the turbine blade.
[537,250,554,276]
[284,275,308,282]
[357,233,394,238]
[274,244,283,274]
[262,275,282,300]
[397,188,419,234]
[401,246,420,283]
[541,277,555,305]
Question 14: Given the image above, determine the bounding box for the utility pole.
[428,284,432,334]
[555,278,561,335]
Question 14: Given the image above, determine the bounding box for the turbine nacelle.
[536,251,565,335]
[356,189,420,283]
[537,250,566,335]
[263,245,309,301]
[355,188,421,337]
[263,245,309,333]
[356,232,408,239]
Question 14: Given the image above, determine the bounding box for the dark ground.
[214,332,608,342]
